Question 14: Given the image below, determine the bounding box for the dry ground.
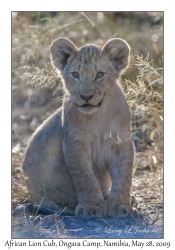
[12,143,163,239]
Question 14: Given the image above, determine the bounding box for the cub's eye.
[95,72,105,80]
[72,72,79,79]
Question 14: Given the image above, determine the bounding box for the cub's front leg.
[63,138,107,218]
[107,140,136,218]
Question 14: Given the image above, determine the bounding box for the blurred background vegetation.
[12,12,163,184]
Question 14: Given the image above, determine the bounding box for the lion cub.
[23,37,135,218]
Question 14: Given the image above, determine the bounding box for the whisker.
[65,102,73,114]
[52,95,64,103]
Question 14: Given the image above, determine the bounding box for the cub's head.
[50,37,130,115]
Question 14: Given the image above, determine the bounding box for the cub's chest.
[66,110,130,167]
[79,124,131,168]
[80,130,113,168]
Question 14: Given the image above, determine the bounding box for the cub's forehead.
[79,44,101,54]
[76,44,102,63]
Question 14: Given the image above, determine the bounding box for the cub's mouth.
[76,99,103,114]
[80,100,103,108]
[81,104,94,107]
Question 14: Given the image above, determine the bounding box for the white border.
[0,0,174,249]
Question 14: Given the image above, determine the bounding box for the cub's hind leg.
[23,112,78,210]
[23,152,78,210]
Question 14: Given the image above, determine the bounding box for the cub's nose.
[80,94,94,101]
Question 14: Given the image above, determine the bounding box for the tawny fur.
[23,37,135,218]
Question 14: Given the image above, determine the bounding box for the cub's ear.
[50,37,77,71]
[102,38,130,74]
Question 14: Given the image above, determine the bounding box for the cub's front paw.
[107,201,138,218]
[75,200,107,218]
